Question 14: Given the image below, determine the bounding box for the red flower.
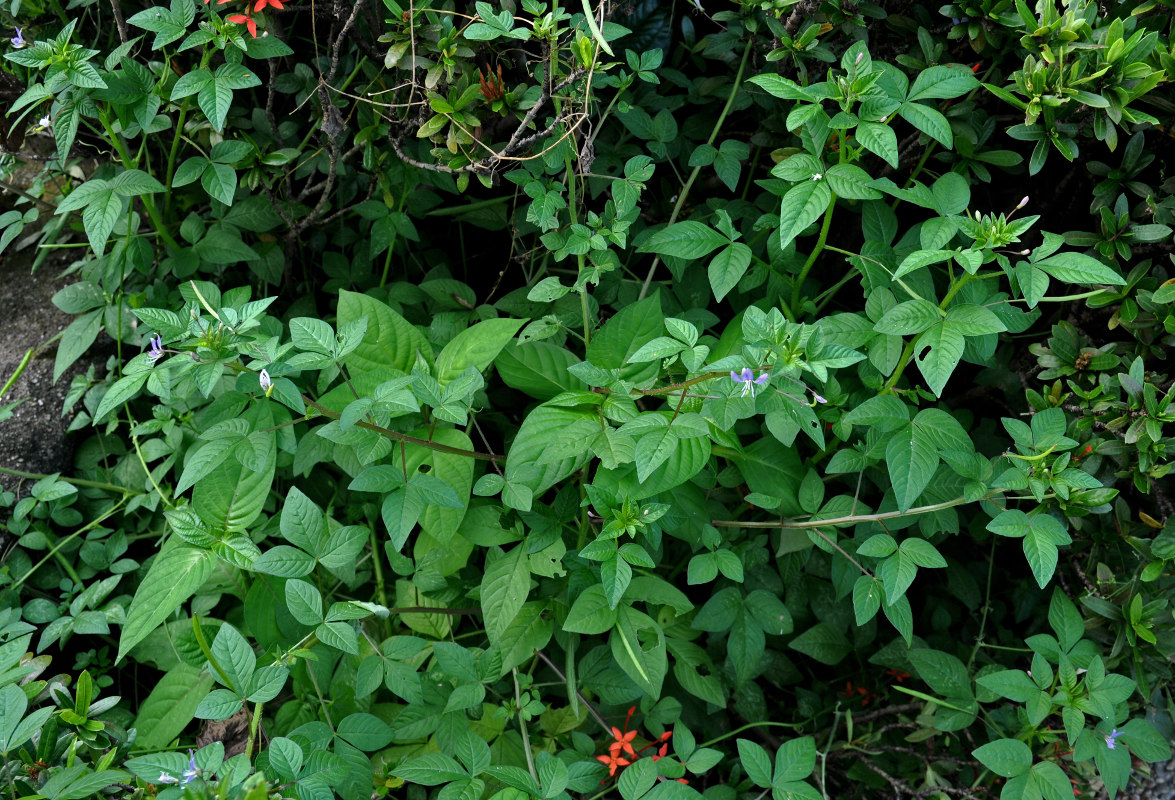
[254,0,283,9]
[886,669,911,683]
[609,726,638,757]
[597,751,631,777]
[227,12,257,37]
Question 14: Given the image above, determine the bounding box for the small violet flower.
[11,27,25,48]
[157,772,180,785]
[146,334,165,362]
[182,750,198,784]
[1105,729,1123,750]
[730,368,769,398]
[259,368,273,396]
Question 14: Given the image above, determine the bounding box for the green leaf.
[873,299,942,335]
[852,576,883,624]
[898,101,952,147]
[708,242,753,301]
[778,179,832,250]
[610,606,666,697]
[118,542,215,662]
[893,249,953,281]
[635,427,679,483]
[907,65,980,102]
[908,648,972,699]
[856,121,899,168]
[434,317,526,385]
[823,164,882,200]
[972,739,1032,778]
[585,293,663,380]
[481,545,530,644]
[774,737,817,783]
[563,585,617,634]
[496,341,588,401]
[1034,253,1125,286]
[885,424,937,512]
[337,289,432,375]
[787,622,851,665]
[285,578,323,625]
[737,739,773,787]
[131,663,213,750]
[54,308,102,382]
[946,303,1008,335]
[337,713,393,751]
[394,753,469,785]
[913,320,966,397]
[638,221,729,259]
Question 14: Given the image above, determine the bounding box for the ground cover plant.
[0,0,1174,798]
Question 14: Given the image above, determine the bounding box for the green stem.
[698,720,809,749]
[880,339,916,394]
[9,499,127,592]
[192,615,235,688]
[638,37,753,300]
[711,492,1003,530]
[163,100,191,219]
[513,669,539,784]
[0,466,139,494]
[791,190,838,317]
[245,702,264,762]
[967,537,997,670]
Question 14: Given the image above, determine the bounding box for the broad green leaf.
[481,545,530,644]
[563,585,617,634]
[823,164,882,200]
[737,739,773,788]
[946,303,1007,335]
[496,341,588,401]
[778,179,832,250]
[118,541,216,662]
[913,320,966,397]
[337,289,432,375]
[885,424,937,512]
[907,65,980,102]
[1034,252,1125,286]
[638,221,729,259]
[435,317,526,385]
[787,622,851,665]
[898,101,952,147]
[856,121,899,167]
[708,242,752,301]
[873,299,942,335]
[132,663,213,750]
[972,739,1031,778]
[908,648,972,699]
[893,249,953,281]
[610,606,666,697]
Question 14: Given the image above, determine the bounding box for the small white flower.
[158,772,180,785]
[37,114,51,130]
[812,173,823,181]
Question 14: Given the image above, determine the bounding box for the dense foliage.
[1,0,1174,799]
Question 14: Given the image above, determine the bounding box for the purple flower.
[730,367,769,398]
[259,369,272,395]
[1105,729,1123,750]
[11,28,25,48]
[146,335,165,362]
[182,750,198,783]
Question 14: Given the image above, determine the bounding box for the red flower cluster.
[204,0,283,38]
[840,681,880,707]
[595,707,688,785]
